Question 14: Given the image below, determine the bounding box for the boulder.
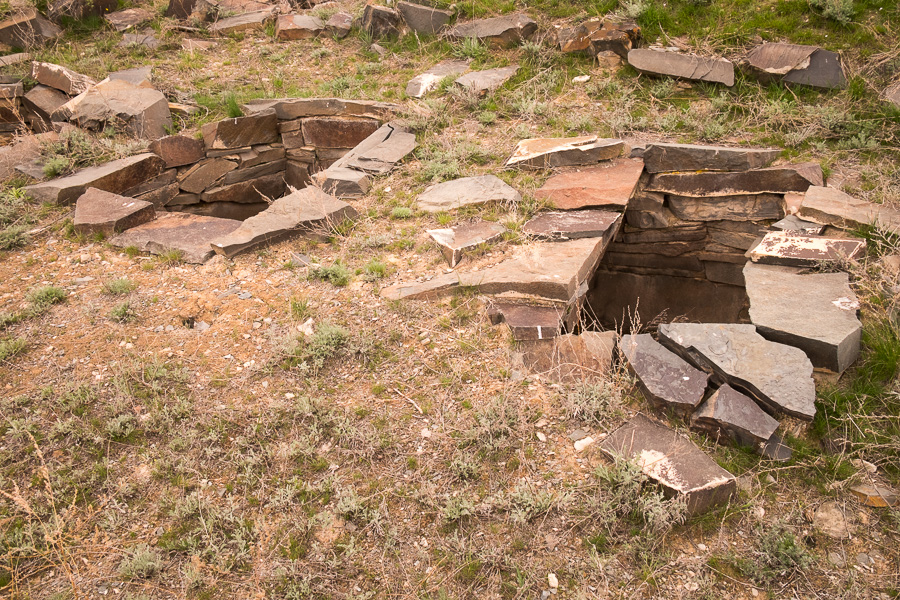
[55,79,172,140]
[747,231,866,268]
[149,135,206,168]
[556,19,639,59]
[397,1,453,35]
[108,212,242,263]
[361,4,403,38]
[506,136,624,169]
[179,158,238,194]
[24,153,166,205]
[210,187,357,257]
[209,9,275,34]
[325,12,353,38]
[599,414,737,516]
[647,163,823,196]
[520,331,617,382]
[667,194,784,221]
[301,117,380,149]
[242,97,398,120]
[31,61,96,95]
[417,175,521,213]
[533,158,644,211]
[447,13,537,47]
[628,48,734,86]
[744,262,862,373]
[642,143,780,173]
[202,109,279,150]
[522,209,622,241]
[0,9,62,48]
[104,8,153,31]
[427,220,506,267]
[743,43,846,90]
[798,186,900,234]
[692,384,780,448]
[455,64,519,95]
[488,302,563,341]
[658,323,817,420]
[406,59,469,98]
[73,187,155,235]
[619,333,709,415]
[276,14,325,40]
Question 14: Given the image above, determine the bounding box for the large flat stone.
[109,212,241,263]
[522,209,622,241]
[202,109,278,150]
[648,163,823,197]
[209,9,275,34]
[447,13,537,47]
[519,331,617,382]
[276,14,324,40]
[506,136,624,169]
[798,186,900,234]
[743,43,846,90]
[658,323,817,420]
[628,49,734,86]
[210,187,357,258]
[455,65,519,95]
[406,59,469,98]
[242,97,398,120]
[200,173,286,204]
[488,302,563,341]
[73,187,155,235]
[323,122,415,174]
[417,175,521,213]
[692,384,780,447]
[620,333,709,415]
[427,221,506,267]
[744,262,861,373]
[533,158,644,210]
[31,61,95,95]
[149,135,206,168]
[747,231,866,267]
[221,159,285,186]
[397,1,453,35]
[642,143,780,173]
[25,153,166,205]
[668,193,784,221]
[599,414,737,516]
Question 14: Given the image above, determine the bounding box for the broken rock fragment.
[658,322,817,420]
[416,175,521,213]
[316,166,370,198]
[619,333,709,415]
[642,143,780,173]
[692,384,780,448]
[406,59,469,98]
[56,79,172,140]
[798,186,900,234]
[276,14,325,40]
[454,65,519,95]
[397,1,453,35]
[647,163,823,196]
[771,214,825,235]
[522,209,621,241]
[628,49,734,86]
[73,187,155,235]
[31,61,96,95]
[534,158,644,211]
[426,220,505,267]
[447,13,537,47]
[506,136,624,169]
[850,484,898,508]
[743,43,846,90]
[600,414,737,516]
[747,231,866,267]
[0,9,62,48]
[556,19,640,59]
[326,12,353,39]
[104,8,153,31]
[361,4,403,38]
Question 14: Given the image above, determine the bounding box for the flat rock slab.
[343,124,417,174]
[31,61,95,95]
[522,209,621,241]
[620,333,709,415]
[242,97,398,120]
[210,187,357,258]
[417,175,521,213]
[744,43,846,90]
[488,302,563,341]
[814,502,851,539]
[447,13,537,47]
[658,322,817,420]
[22,84,68,121]
[850,484,898,508]
[382,236,608,302]
[397,1,453,35]
[149,135,206,168]
[210,9,274,34]
[109,212,241,263]
[628,49,734,86]
[104,8,152,31]
[406,59,469,98]
[361,4,402,38]
[427,220,505,267]
[302,116,380,149]
[600,414,737,516]
[0,9,62,48]
[200,173,285,204]
[748,231,866,267]
[772,214,825,235]
[507,136,624,169]
[455,65,519,95]
[642,143,780,173]
[73,187,155,235]
[798,186,900,234]
[179,158,237,194]
[25,153,166,205]
[648,162,823,197]
[668,193,784,222]
[744,262,861,373]
[534,158,644,210]
[202,109,278,150]
[693,384,780,447]
[520,331,617,382]
[276,14,324,40]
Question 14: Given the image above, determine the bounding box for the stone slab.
[628,49,734,86]
[426,220,506,267]
[406,59,470,98]
[744,43,847,90]
[22,84,68,122]
[73,187,155,235]
[301,116,380,149]
[668,193,784,222]
[25,153,166,205]
[488,302,563,341]
[692,384,780,447]
[417,175,521,213]
[798,186,900,234]
[209,9,275,34]
[648,163,823,196]
[242,97,398,120]
[0,10,62,48]
[221,159,285,186]
[316,166,370,198]
[326,12,353,38]
[519,331,617,382]
[397,1,453,35]
[556,19,639,59]
[772,214,825,235]
[55,78,172,140]
[620,333,709,415]
[31,61,95,95]
[149,135,206,168]
[523,209,622,241]
[642,143,780,173]
[455,65,519,95]
[104,8,152,31]
[109,212,241,263]
[747,231,866,267]
[506,136,624,169]
[533,158,644,210]
[447,13,537,47]
[276,14,324,40]
[200,172,285,204]
[361,4,403,38]
[600,414,737,516]
[658,323,817,420]
[202,109,278,150]
[179,158,237,194]
[744,262,861,373]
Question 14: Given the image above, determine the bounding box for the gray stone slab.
[506,136,623,169]
[798,186,900,235]
[109,212,241,263]
[447,13,537,47]
[455,65,519,95]
[628,49,734,86]
[744,43,847,90]
[209,9,275,34]
[647,163,823,196]
[406,59,470,98]
[747,231,866,267]
[417,175,521,213]
[744,262,861,373]
[692,384,780,447]
[242,97,398,120]
[522,209,622,241]
[658,322,817,420]
[642,143,780,173]
[620,334,709,415]
[599,414,737,516]
[772,214,825,235]
[73,187,155,235]
[427,220,506,267]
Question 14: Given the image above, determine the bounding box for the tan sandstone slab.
[533,158,644,210]
[109,212,241,263]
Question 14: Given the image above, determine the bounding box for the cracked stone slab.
[533,158,644,210]
[599,414,737,516]
[747,231,866,267]
[427,220,506,267]
[24,153,166,205]
[658,322,817,420]
[628,49,734,86]
[648,163,823,196]
[455,65,519,95]
[109,212,241,263]
[798,186,900,234]
[417,175,521,213]
[744,262,861,373]
[519,331,617,382]
[210,187,357,258]
[743,43,846,90]
[73,187,155,235]
[642,143,780,173]
[692,384,780,448]
[506,136,624,169]
[522,209,622,241]
[381,237,608,302]
[620,333,709,415]
[447,13,537,47]
[668,193,784,221]
[487,302,563,341]
[406,59,469,98]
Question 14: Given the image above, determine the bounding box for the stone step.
[73,188,155,236]
[25,153,166,205]
[522,209,622,242]
[642,142,780,173]
[647,163,823,196]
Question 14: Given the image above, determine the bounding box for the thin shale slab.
[620,333,709,416]
[522,209,622,241]
[642,143,780,173]
[747,231,866,267]
[533,158,644,210]
[692,384,780,448]
[506,136,623,169]
[109,212,241,264]
[427,221,506,267]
